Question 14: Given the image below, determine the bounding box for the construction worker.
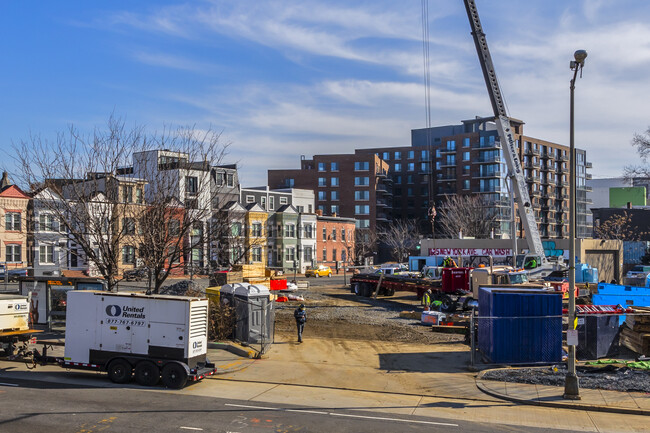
[294,304,307,343]
[422,289,432,310]
[524,257,537,269]
[442,256,458,268]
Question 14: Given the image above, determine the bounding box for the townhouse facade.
[316,213,356,270]
[0,173,30,270]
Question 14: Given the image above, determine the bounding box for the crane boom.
[462,0,547,264]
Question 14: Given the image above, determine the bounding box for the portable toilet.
[221,283,274,345]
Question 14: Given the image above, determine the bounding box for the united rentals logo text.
[106,305,146,319]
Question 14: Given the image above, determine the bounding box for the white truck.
[33,290,216,389]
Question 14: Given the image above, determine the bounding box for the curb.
[475,369,650,416]
[208,342,258,359]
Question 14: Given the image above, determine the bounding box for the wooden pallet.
[620,326,650,355]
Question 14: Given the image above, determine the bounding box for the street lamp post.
[564,49,587,400]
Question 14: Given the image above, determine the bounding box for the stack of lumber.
[621,307,650,355]
[241,263,266,279]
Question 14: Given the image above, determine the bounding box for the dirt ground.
[274,282,465,345]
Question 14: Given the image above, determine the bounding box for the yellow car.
[305,265,332,278]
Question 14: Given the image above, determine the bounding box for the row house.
[316,213,356,271]
[0,173,30,270]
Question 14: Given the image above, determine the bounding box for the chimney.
[0,172,9,189]
[315,209,323,216]
[332,212,337,217]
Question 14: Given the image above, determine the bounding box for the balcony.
[581,185,593,192]
[376,199,389,207]
[376,169,389,177]
[376,213,391,221]
[524,160,539,169]
[475,170,501,179]
[585,161,593,168]
[439,148,457,154]
[376,186,393,196]
[558,154,569,161]
[585,173,593,180]
[525,148,540,156]
[529,189,541,197]
[525,175,540,183]
[438,188,457,195]
[475,187,502,194]
[473,140,501,150]
[438,174,457,181]
[540,152,555,160]
[474,155,501,164]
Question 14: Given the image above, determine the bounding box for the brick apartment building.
[316,212,356,270]
[355,116,592,239]
[268,154,391,232]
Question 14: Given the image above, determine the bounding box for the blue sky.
[1,0,649,187]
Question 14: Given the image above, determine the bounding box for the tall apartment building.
[356,116,592,239]
[268,154,391,231]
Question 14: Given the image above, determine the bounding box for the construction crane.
[462,0,548,268]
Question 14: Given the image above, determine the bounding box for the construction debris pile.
[482,364,650,393]
[621,307,650,356]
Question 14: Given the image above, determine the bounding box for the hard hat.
[299,304,305,310]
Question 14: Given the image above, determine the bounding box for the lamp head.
[573,50,588,65]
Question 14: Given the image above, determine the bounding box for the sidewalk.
[476,370,650,416]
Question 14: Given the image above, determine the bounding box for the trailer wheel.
[161,362,188,389]
[107,359,132,384]
[439,295,457,313]
[385,288,395,297]
[134,361,160,387]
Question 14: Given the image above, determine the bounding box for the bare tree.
[594,211,642,241]
[436,194,498,239]
[354,228,378,266]
[624,126,650,180]
[14,116,228,292]
[380,219,420,263]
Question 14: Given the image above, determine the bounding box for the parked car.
[0,266,28,282]
[305,265,332,278]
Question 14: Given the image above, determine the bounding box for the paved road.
[0,379,570,433]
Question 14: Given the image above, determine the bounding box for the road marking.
[224,403,458,427]
[328,412,458,427]
[225,403,279,411]
[180,427,204,431]
[0,382,19,387]
[286,409,328,415]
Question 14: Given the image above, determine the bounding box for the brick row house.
[0,173,30,271]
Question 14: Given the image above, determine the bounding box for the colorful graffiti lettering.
[543,241,565,258]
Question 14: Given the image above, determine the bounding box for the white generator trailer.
[0,294,39,357]
[33,290,216,389]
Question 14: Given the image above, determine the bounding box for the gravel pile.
[482,365,650,393]
[160,280,199,296]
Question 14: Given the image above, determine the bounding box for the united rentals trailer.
[32,291,216,389]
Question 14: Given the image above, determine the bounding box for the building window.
[285,178,295,188]
[331,191,339,201]
[231,222,242,237]
[269,197,274,210]
[122,185,133,203]
[394,163,402,171]
[407,188,413,197]
[6,245,21,263]
[318,162,326,172]
[382,152,390,161]
[331,162,339,171]
[322,248,327,262]
[246,195,255,203]
[354,177,369,186]
[123,218,136,235]
[136,188,144,204]
[252,223,262,237]
[407,163,415,171]
[331,177,339,187]
[463,137,470,147]
[305,224,313,238]
[354,161,369,171]
[5,212,21,231]
[284,224,295,237]
[446,140,456,151]
[280,197,288,205]
[394,151,401,160]
[354,190,369,201]
[285,247,296,262]
[331,205,339,214]
[463,180,470,190]
[215,172,224,186]
[322,227,327,240]
[341,228,346,241]
[463,165,470,175]
[421,150,429,160]
[407,175,414,184]
[318,191,326,201]
[463,151,470,161]
[332,249,337,261]
[304,246,313,263]
[394,175,402,184]
[122,245,135,265]
[318,177,327,187]
[330,228,336,241]
[408,151,414,159]
[252,246,262,262]
[420,162,430,172]
[39,244,54,264]
[308,204,313,213]
[355,205,370,215]
[355,220,370,228]
[227,174,234,187]
[261,196,267,210]
[186,176,198,196]
[39,214,56,232]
